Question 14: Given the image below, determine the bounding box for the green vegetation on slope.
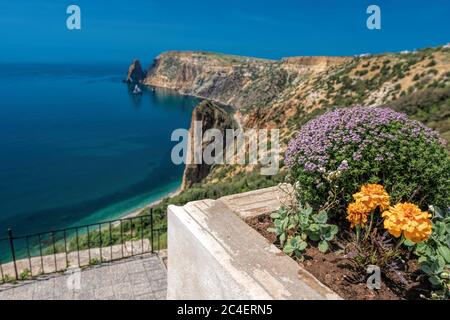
[143,166,286,228]
[388,86,450,144]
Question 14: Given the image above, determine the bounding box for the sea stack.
[181,101,236,190]
[126,59,146,83]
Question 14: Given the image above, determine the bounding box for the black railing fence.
[0,210,166,283]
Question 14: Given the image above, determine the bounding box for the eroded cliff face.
[140,48,450,187]
[181,100,236,190]
[143,49,450,132]
[144,51,345,112]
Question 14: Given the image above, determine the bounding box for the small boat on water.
[133,84,142,94]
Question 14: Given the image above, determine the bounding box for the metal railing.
[0,209,166,283]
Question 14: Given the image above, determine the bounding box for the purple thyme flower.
[337,160,349,171]
[285,106,446,172]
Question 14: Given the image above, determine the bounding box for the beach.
[121,187,182,219]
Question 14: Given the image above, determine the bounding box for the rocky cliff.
[138,46,450,187]
[181,100,236,189]
[143,48,450,135]
[144,51,347,114]
[126,59,146,83]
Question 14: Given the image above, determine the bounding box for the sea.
[0,63,198,242]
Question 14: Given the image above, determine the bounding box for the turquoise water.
[0,63,198,239]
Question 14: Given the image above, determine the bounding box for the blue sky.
[0,0,449,64]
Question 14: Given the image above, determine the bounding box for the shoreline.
[119,187,182,220]
[143,83,237,112]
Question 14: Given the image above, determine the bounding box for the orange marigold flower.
[382,203,432,243]
[346,202,370,228]
[353,184,390,212]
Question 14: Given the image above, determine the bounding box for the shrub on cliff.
[285,106,449,212]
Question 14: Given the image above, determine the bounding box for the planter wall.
[167,186,341,300]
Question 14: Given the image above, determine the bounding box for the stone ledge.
[219,183,294,219]
[167,185,341,300]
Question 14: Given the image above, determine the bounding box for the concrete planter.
[167,185,341,300]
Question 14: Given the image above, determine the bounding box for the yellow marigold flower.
[346,202,370,228]
[382,203,432,243]
[353,184,390,212]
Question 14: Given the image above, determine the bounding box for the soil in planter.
[245,214,278,244]
[245,214,431,300]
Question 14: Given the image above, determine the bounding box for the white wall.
[167,187,341,300]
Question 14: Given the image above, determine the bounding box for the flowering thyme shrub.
[285,106,450,212]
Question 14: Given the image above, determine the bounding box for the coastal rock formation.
[181,100,236,190]
[126,59,146,83]
[143,48,450,131]
[141,47,450,188]
[144,51,345,113]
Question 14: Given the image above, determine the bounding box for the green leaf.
[329,225,339,235]
[437,246,450,264]
[290,236,299,247]
[420,263,433,275]
[266,227,277,234]
[428,275,442,287]
[270,212,280,219]
[306,231,320,241]
[403,239,416,247]
[424,246,435,258]
[298,215,309,226]
[321,233,333,241]
[318,240,329,253]
[297,240,308,252]
[281,217,289,230]
[302,206,313,216]
[437,223,446,237]
[431,261,443,274]
[308,224,320,233]
[415,242,426,251]
[437,256,446,270]
[321,226,337,241]
[313,211,328,224]
[283,244,294,255]
[418,256,428,264]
